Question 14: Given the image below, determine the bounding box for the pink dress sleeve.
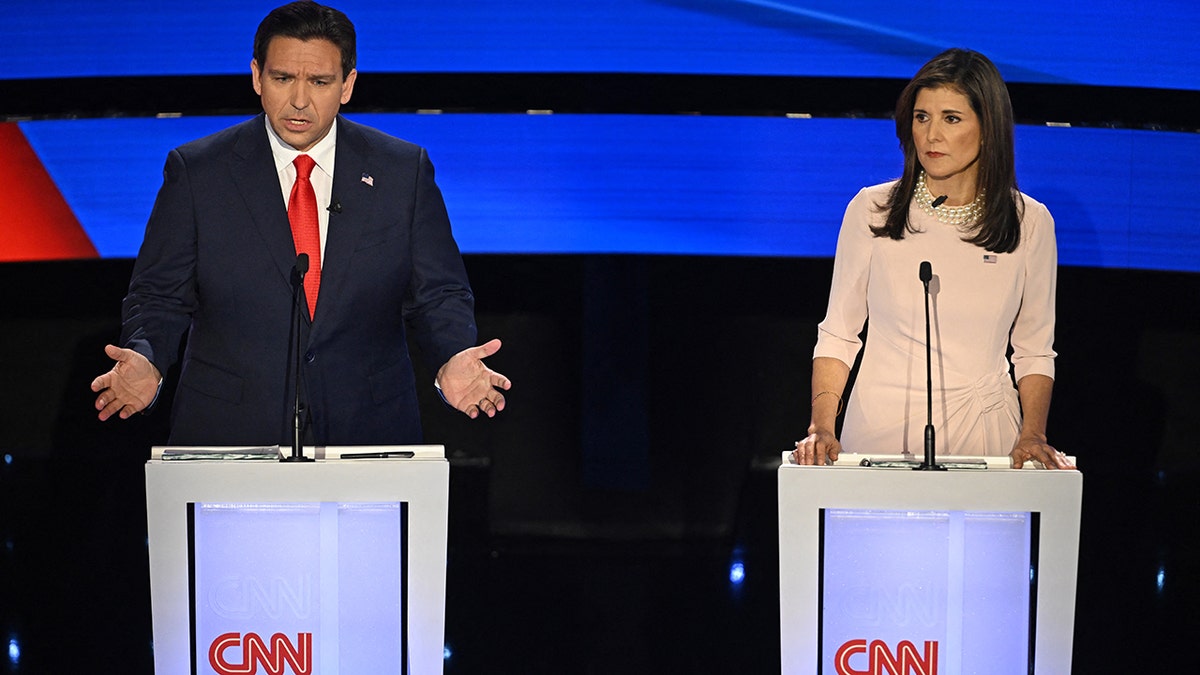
[813,187,876,368]
[1010,197,1058,382]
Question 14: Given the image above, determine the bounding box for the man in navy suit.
[90,1,510,445]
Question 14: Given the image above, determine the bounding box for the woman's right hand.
[793,428,842,465]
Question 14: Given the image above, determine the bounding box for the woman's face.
[912,86,981,186]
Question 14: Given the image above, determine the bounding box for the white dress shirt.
[264,117,337,259]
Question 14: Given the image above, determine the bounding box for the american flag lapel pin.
[983,254,998,264]
[361,172,374,187]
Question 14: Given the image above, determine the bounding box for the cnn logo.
[208,632,312,675]
[835,638,939,675]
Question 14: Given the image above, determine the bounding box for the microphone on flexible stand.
[284,253,314,463]
[916,260,945,471]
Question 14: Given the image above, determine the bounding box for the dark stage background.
[1,257,1198,672]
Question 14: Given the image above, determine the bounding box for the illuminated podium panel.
[145,446,449,675]
[778,454,1082,675]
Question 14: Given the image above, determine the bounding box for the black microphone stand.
[284,253,314,463]
[916,260,945,471]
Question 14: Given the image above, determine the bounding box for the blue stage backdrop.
[16,114,1200,272]
[5,2,1199,270]
[4,1,1198,90]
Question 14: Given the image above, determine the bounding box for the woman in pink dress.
[793,49,1073,470]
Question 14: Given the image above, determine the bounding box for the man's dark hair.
[253,1,357,79]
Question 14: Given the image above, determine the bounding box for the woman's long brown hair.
[872,48,1024,253]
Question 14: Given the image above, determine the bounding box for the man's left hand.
[437,338,512,418]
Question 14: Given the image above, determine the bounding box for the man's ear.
[340,68,358,105]
[251,59,263,95]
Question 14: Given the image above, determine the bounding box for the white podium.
[145,446,449,675]
[778,454,1082,675]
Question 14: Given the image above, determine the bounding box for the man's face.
[252,36,356,152]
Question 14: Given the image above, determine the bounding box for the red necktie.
[289,154,321,319]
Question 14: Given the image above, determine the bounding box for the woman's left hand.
[1010,433,1075,470]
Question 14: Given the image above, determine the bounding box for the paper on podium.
[154,446,281,461]
[323,445,445,460]
[151,445,445,461]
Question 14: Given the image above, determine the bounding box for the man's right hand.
[91,344,161,421]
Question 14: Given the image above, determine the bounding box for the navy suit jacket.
[121,114,477,446]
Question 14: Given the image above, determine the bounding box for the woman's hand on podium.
[793,427,842,466]
[1010,433,1076,470]
[91,344,161,421]
[436,338,512,419]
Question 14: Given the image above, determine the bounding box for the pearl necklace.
[914,171,985,226]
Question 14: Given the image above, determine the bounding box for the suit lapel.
[230,115,299,297]
[313,116,374,328]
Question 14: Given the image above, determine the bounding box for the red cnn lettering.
[209,631,313,675]
[834,638,938,675]
[835,639,869,674]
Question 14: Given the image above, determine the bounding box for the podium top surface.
[149,444,446,462]
[144,445,451,503]
[779,451,1079,471]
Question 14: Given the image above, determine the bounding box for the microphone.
[327,200,342,214]
[916,261,944,471]
[284,253,314,462]
[931,195,948,208]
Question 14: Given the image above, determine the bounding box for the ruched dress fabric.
[814,181,1057,457]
